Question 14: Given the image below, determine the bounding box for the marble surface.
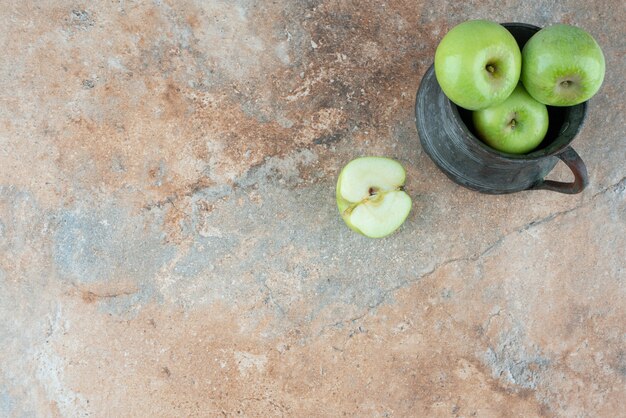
[1,1,624,416]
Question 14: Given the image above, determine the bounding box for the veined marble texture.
[0,1,624,416]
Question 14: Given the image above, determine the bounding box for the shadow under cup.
[415,22,589,194]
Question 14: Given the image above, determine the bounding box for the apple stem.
[560,80,572,87]
[486,64,496,73]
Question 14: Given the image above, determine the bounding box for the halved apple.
[336,157,412,238]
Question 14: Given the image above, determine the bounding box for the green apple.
[472,83,549,154]
[521,24,605,106]
[434,20,522,111]
[336,157,411,238]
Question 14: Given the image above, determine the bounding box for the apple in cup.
[472,83,549,154]
[434,20,522,111]
[521,24,605,106]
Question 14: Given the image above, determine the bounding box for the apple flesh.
[521,24,605,106]
[336,157,411,238]
[472,83,549,154]
[435,20,522,111]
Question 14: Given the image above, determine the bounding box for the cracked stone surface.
[1,1,625,417]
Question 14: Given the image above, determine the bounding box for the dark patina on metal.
[415,23,589,194]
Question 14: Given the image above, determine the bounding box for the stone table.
[1,1,624,416]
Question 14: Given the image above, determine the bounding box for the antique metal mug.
[415,23,588,194]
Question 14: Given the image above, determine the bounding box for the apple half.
[336,157,412,238]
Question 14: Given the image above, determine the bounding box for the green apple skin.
[336,157,411,239]
[336,171,360,234]
[472,84,549,154]
[434,20,522,111]
[521,24,605,106]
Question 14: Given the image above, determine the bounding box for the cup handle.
[531,146,588,194]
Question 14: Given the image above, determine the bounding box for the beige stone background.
[1,0,625,417]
